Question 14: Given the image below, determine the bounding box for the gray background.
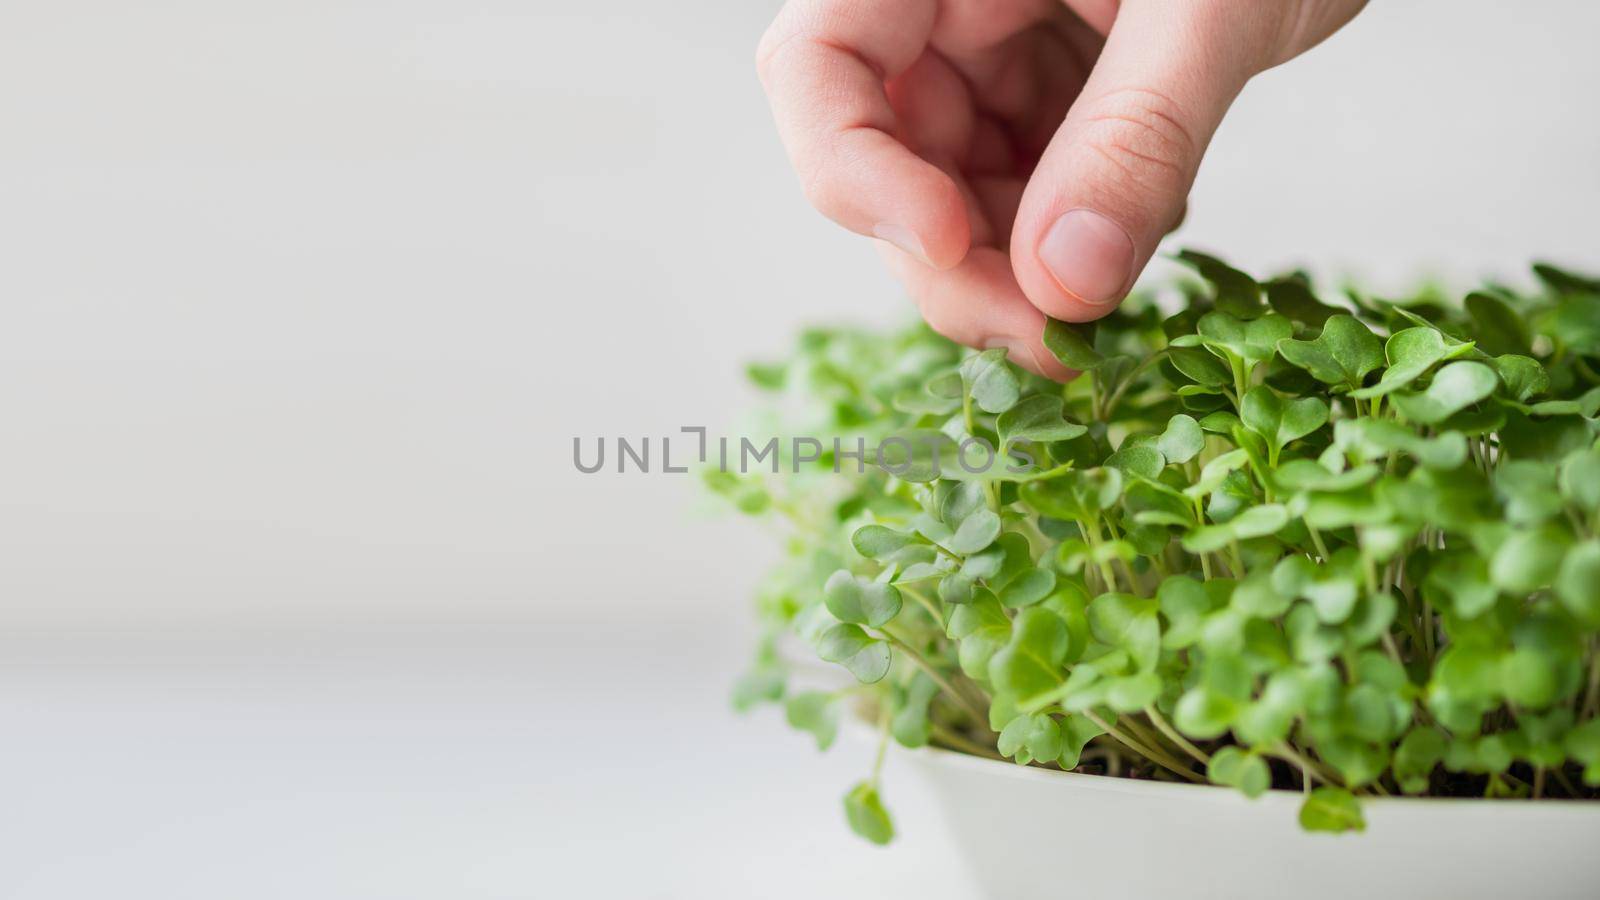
[0,1,1595,897]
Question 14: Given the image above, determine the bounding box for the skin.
[757,0,1367,379]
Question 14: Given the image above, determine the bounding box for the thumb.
[1011,0,1284,322]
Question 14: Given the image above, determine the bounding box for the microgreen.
[719,253,1600,842]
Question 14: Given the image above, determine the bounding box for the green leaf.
[1184,448,1248,499]
[843,782,894,845]
[1182,504,1289,554]
[1464,291,1530,356]
[1492,354,1549,403]
[730,665,785,712]
[1499,410,1592,460]
[998,713,1063,764]
[851,524,915,560]
[1329,418,1467,470]
[891,675,939,748]
[1155,414,1206,465]
[940,481,988,527]
[1234,567,1292,618]
[1021,468,1123,520]
[964,531,1028,586]
[1494,460,1563,525]
[1390,361,1498,424]
[1176,249,1264,316]
[1286,604,1344,662]
[1042,319,1105,370]
[947,508,1003,555]
[1350,327,1472,399]
[946,591,1011,678]
[1393,728,1447,794]
[1566,719,1600,785]
[817,624,892,683]
[998,567,1058,609]
[997,394,1088,447]
[1173,685,1239,739]
[1106,672,1162,712]
[1088,593,1161,671]
[785,691,840,750]
[960,349,1021,414]
[1559,448,1600,511]
[1502,648,1562,709]
[893,384,963,415]
[1241,386,1329,454]
[1298,787,1366,833]
[1276,315,1384,389]
[1489,524,1572,594]
[1057,714,1107,768]
[1534,260,1600,294]
[1168,347,1232,386]
[1273,460,1380,493]
[1556,540,1600,626]
[1158,576,1214,649]
[1423,551,1499,619]
[989,607,1069,702]
[1544,293,1600,355]
[1265,276,1343,327]
[745,360,787,390]
[1208,746,1270,798]
[825,570,903,627]
[1528,386,1600,418]
[1185,311,1293,368]
[1105,444,1164,480]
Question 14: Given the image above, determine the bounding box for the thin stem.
[961,387,1000,512]
[1084,711,1204,783]
[1023,460,1076,482]
[877,631,986,725]
[1381,631,1405,666]
[1423,596,1435,658]
[1118,715,1173,758]
[1552,766,1581,798]
[1081,517,1120,593]
[1101,516,1140,593]
[871,706,891,785]
[930,723,1003,761]
[1100,351,1166,419]
[901,584,943,625]
[1273,744,1334,787]
[1145,706,1210,765]
[1583,638,1600,718]
[1307,524,1332,563]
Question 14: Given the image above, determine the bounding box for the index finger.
[756,0,969,268]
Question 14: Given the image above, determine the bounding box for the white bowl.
[891,739,1600,899]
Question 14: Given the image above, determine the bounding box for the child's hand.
[757,0,1365,377]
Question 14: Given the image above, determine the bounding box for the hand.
[757,0,1365,378]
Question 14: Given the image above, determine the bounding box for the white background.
[0,1,1596,898]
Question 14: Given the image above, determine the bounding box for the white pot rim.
[858,717,1600,817]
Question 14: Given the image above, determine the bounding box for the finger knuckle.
[754,22,792,83]
[1079,88,1198,197]
[799,171,841,218]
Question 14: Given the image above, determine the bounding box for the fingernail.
[1037,208,1133,307]
[873,223,929,264]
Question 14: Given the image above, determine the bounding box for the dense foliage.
[719,252,1600,841]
